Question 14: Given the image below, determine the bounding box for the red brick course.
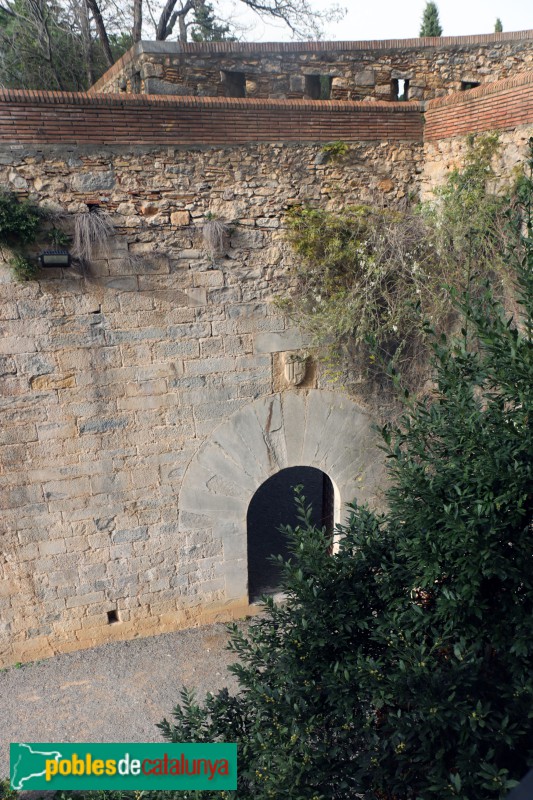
[0,90,423,145]
[3,68,533,148]
[425,72,533,140]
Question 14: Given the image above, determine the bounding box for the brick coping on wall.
[3,67,533,146]
[426,69,533,109]
[0,90,424,145]
[425,70,533,141]
[90,31,533,93]
[0,88,423,113]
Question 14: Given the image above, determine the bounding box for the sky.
[227,0,533,43]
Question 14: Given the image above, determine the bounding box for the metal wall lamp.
[38,250,72,268]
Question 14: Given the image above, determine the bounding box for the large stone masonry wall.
[0,138,421,667]
[91,33,533,102]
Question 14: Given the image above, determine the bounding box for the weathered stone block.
[78,416,129,435]
[111,526,149,544]
[254,329,303,353]
[38,539,67,556]
[71,170,115,191]
[171,210,191,226]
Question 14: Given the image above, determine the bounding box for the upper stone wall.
[90,32,533,102]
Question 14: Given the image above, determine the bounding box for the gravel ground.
[0,622,244,779]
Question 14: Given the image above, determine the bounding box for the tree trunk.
[133,0,142,43]
[85,0,114,66]
[178,13,187,41]
[80,0,94,87]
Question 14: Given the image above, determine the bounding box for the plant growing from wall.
[320,140,349,163]
[422,132,505,286]
[280,133,511,401]
[201,213,230,263]
[0,190,43,281]
[72,205,114,269]
[159,145,533,800]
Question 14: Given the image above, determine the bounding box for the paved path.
[0,623,242,778]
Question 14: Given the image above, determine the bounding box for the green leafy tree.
[495,17,503,32]
[420,1,443,36]
[190,1,235,41]
[159,146,533,799]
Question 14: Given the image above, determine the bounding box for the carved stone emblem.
[283,352,307,386]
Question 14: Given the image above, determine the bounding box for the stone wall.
[0,137,419,666]
[4,48,533,666]
[423,72,533,198]
[91,33,533,102]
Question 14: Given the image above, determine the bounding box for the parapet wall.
[0,90,424,146]
[91,33,533,102]
[423,72,533,197]
[425,71,533,141]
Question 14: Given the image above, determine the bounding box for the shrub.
[0,190,43,280]
[8,253,39,282]
[0,190,42,245]
[281,134,512,401]
[159,146,533,799]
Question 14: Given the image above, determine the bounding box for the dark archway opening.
[247,466,334,603]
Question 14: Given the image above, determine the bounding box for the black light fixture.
[38,249,72,268]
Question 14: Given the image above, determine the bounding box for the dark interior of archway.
[247,466,334,603]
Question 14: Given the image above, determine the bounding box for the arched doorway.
[247,466,334,602]
[178,390,385,611]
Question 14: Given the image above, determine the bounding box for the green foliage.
[160,146,533,800]
[0,190,41,245]
[0,779,17,799]
[0,0,131,91]
[495,17,503,32]
[420,1,443,36]
[9,253,38,281]
[190,1,235,42]
[281,133,512,398]
[48,226,71,247]
[0,190,43,280]
[0,786,206,800]
[320,141,349,162]
[281,201,436,392]
[423,132,505,280]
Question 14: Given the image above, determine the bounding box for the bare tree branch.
[238,0,344,39]
[155,0,193,40]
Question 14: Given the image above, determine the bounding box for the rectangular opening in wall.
[305,74,332,100]
[461,80,480,91]
[391,78,410,101]
[221,71,246,97]
[107,609,119,624]
[131,71,141,93]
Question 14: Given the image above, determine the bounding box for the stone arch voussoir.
[178,390,385,604]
